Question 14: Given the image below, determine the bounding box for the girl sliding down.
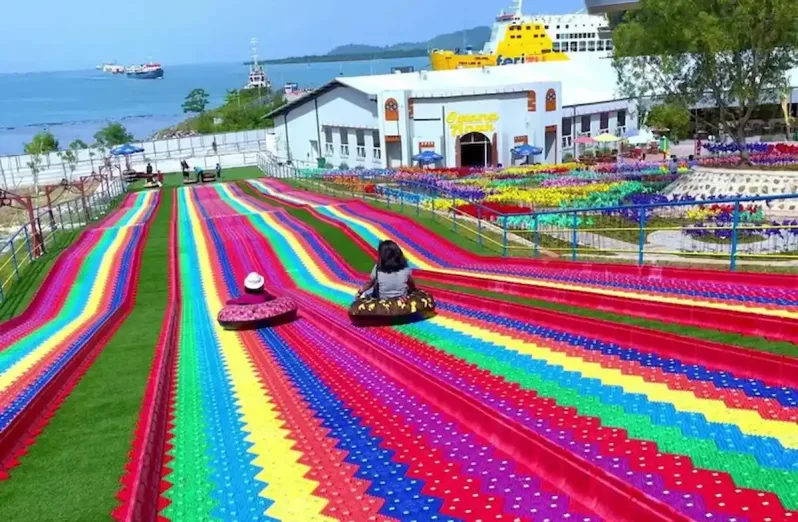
[356,240,416,300]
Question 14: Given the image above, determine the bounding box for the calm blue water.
[0,57,430,155]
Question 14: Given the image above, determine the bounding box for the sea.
[0,57,430,156]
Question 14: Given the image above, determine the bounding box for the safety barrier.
[274,170,798,270]
[0,177,127,303]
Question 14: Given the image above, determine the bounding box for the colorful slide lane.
[156,185,608,522]
[248,179,798,342]
[0,191,159,477]
[203,183,797,521]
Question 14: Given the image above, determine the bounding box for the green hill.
[327,26,491,55]
[255,26,491,65]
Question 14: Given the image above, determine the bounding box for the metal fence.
[258,160,798,270]
[0,178,127,303]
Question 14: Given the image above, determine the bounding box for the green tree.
[58,149,79,181]
[94,123,134,147]
[645,102,691,141]
[24,131,59,154]
[183,88,210,114]
[69,139,89,150]
[612,0,798,160]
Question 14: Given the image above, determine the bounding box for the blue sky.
[0,0,586,73]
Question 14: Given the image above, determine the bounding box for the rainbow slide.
[120,184,797,522]
[247,179,798,342]
[0,191,159,477]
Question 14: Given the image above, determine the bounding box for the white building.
[266,55,637,168]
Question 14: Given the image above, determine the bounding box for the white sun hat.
[244,272,264,290]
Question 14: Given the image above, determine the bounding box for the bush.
[339,162,349,170]
[563,152,574,162]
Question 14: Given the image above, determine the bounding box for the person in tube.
[227,272,272,305]
[356,240,415,300]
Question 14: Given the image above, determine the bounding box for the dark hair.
[377,240,408,273]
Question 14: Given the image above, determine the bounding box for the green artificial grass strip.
[0,230,80,322]
[242,180,797,357]
[0,190,173,522]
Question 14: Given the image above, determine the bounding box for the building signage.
[496,55,542,66]
[446,112,499,136]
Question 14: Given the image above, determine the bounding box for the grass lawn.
[242,180,798,357]
[0,190,173,522]
[128,166,264,190]
[0,231,81,322]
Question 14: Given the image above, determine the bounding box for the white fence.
[0,129,272,189]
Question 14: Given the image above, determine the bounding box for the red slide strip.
[113,196,179,522]
[0,193,141,335]
[298,311,689,522]
[0,195,161,479]
[417,269,798,343]
[428,286,798,388]
[247,188,798,388]
[251,183,798,342]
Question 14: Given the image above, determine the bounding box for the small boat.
[127,63,164,80]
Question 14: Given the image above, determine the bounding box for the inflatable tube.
[349,290,435,324]
[217,297,297,330]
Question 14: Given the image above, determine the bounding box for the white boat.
[244,38,271,90]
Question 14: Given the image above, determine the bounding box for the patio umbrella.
[110,144,145,155]
[511,144,543,156]
[594,133,621,143]
[412,150,443,164]
[574,136,596,145]
[110,144,145,172]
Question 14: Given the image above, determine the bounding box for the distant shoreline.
[246,49,429,65]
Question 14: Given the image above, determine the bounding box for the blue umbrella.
[110,144,145,155]
[511,144,543,157]
[413,150,443,164]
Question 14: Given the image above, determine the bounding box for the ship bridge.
[584,0,639,14]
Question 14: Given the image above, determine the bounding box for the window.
[618,109,627,127]
[553,42,560,52]
[570,42,577,52]
[324,128,334,156]
[562,118,572,136]
[597,40,604,51]
[579,41,586,52]
[384,98,399,121]
[581,115,591,133]
[588,41,596,52]
[372,130,381,161]
[606,40,614,50]
[544,25,549,29]
[340,129,349,157]
[527,90,537,111]
[545,89,557,112]
[526,25,531,30]
[600,112,609,131]
[356,129,366,158]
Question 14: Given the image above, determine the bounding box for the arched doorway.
[458,132,492,167]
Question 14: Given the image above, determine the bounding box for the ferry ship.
[429,0,613,70]
[126,63,164,80]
